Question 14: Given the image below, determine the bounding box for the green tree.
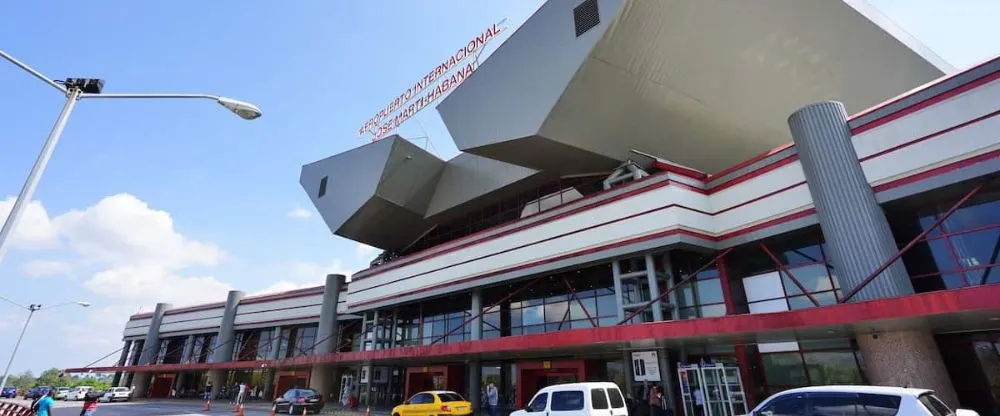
[35,368,64,387]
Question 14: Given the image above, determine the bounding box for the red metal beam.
[841,181,986,302]
[562,276,598,328]
[430,275,546,345]
[70,284,1000,373]
[759,243,822,307]
[619,248,732,325]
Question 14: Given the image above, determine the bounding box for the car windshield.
[437,393,465,402]
[294,389,318,397]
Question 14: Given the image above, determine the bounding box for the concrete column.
[112,340,132,387]
[470,290,482,341]
[654,348,676,411]
[788,101,914,301]
[856,330,958,407]
[133,303,170,399]
[181,335,196,363]
[138,303,171,365]
[467,361,482,412]
[208,290,245,399]
[312,275,345,401]
[644,254,664,321]
[621,351,634,399]
[661,255,681,320]
[611,260,626,323]
[788,102,957,406]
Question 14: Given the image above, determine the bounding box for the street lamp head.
[216,97,262,120]
[77,301,91,307]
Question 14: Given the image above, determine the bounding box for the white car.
[748,385,979,416]
[53,387,70,400]
[67,386,94,401]
[511,382,628,416]
[101,387,132,402]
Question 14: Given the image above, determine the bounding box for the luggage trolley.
[677,362,747,416]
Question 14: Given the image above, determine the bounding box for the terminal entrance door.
[678,363,747,416]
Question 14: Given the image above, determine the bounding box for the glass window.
[545,302,569,324]
[918,393,953,416]
[527,393,548,413]
[550,391,584,411]
[571,298,597,321]
[412,393,435,404]
[858,393,902,416]
[758,393,809,416]
[590,389,609,410]
[695,279,725,304]
[761,353,808,386]
[437,393,465,402]
[699,304,727,318]
[596,295,617,318]
[606,388,625,409]
[522,305,544,326]
[810,393,857,416]
[782,264,835,295]
[943,200,1000,233]
[782,244,825,266]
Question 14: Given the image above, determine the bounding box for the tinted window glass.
[295,389,318,397]
[438,393,465,403]
[810,393,857,416]
[758,393,809,416]
[858,394,901,416]
[591,389,610,410]
[412,393,434,405]
[527,393,548,412]
[551,391,585,411]
[607,388,626,409]
[918,394,953,416]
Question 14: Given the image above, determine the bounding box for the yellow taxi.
[392,391,474,416]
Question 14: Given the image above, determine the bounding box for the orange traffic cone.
[236,403,246,416]
[204,399,212,411]
[365,406,371,416]
[302,405,309,416]
[268,403,277,416]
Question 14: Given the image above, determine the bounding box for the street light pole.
[0,49,261,274]
[0,300,90,392]
[0,87,82,270]
[0,304,40,393]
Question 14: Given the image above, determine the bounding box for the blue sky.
[0,1,998,374]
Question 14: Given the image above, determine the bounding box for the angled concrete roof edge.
[841,0,955,73]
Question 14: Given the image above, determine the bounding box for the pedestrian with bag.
[80,390,100,416]
[32,389,56,416]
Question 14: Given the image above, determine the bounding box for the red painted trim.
[873,148,1000,193]
[709,154,800,192]
[654,161,709,181]
[850,58,1000,134]
[709,143,796,180]
[77,285,1000,374]
[861,109,1000,163]
[351,177,675,280]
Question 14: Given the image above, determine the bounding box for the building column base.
[468,361,482,414]
[856,329,958,407]
[310,364,333,401]
[131,372,152,399]
[208,369,227,400]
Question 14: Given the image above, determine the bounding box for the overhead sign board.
[359,19,507,141]
[631,351,662,382]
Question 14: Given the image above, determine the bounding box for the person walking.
[486,382,499,416]
[203,381,214,409]
[33,389,56,416]
[649,384,662,416]
[80,390,100,416]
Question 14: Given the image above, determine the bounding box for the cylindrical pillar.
[138,303,171,365]
[112,340,132,387]
[312,275,345,401]
[788,101,957,406]
[467,361,482,412]
[209,290,245,399]
[644,254,664,321]
[181,335,196,363]
[788,101,914,301]
[470,290,482,341]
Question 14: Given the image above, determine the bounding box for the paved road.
[3,399,279,415]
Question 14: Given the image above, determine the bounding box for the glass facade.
[890,190,1000,292]
[233,328,276,361]
[275,325,319,358]
[755,339,865,396]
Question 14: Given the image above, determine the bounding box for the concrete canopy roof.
[300,136,548,250]
[437,0,950,174]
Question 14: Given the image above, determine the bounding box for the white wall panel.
[709,161,807,212]
[125,318,151,329]
[160,317,221,334]
[234,305,322,326]
[123,326,148,337]
[161,308,224,324]
[237,294,323,315]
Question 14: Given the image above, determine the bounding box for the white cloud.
[355,243,377,257]
[287,207,312,220]
[252,259,358,296]
[19,259,74,278]
[0,197,60,249]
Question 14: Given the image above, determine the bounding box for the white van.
[511,382,629,416]
[67,386,94,401]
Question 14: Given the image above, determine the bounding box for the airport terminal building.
[67,1,1000,414]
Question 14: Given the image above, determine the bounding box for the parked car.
[511,382,628,416]
[67,386,94,401]
[0,387,16,398]
[273,388,325,414]
[101,386,132,402]
[748,386,980,416]
[394,390,474,416]
[25,386,52,400]
[54,387,71,400]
